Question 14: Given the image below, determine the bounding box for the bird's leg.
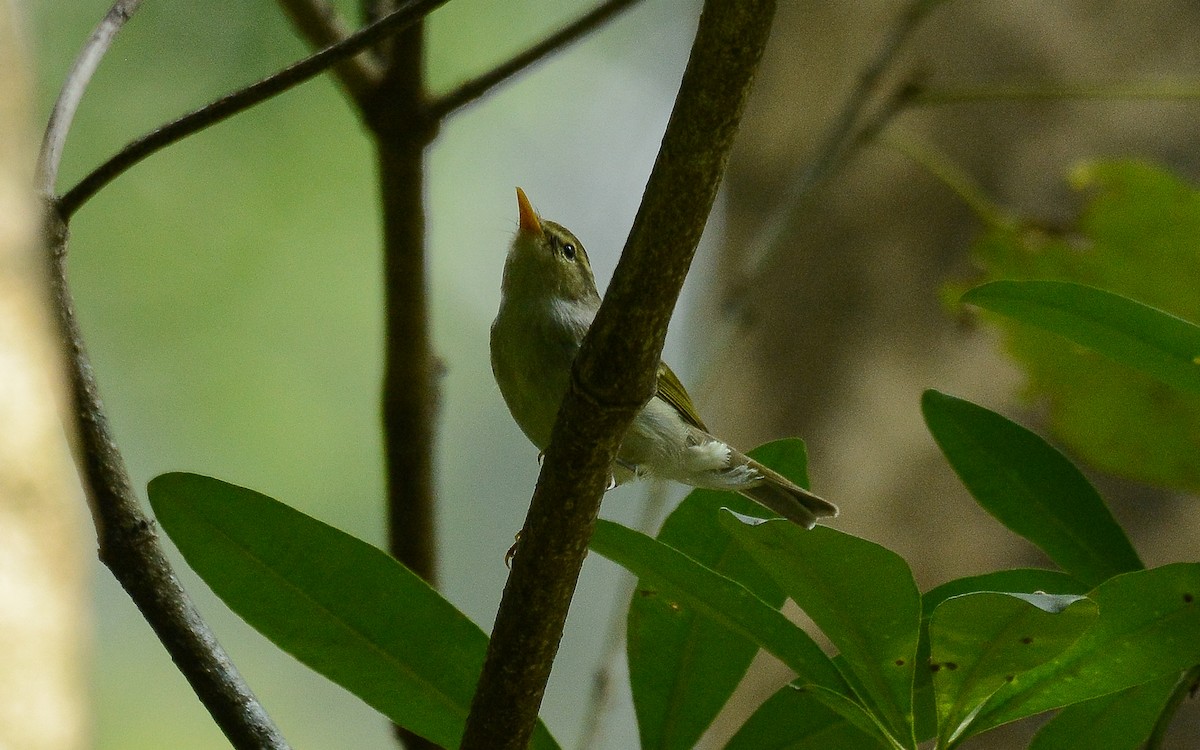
[504,531,521,568]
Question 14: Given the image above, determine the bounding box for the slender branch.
[428,0,644,118]
[738,0,946,282]
[879,131,1016,230]
[43,212,290,750]
[913,80,1200,106]
[1146,664,1200,750]
[459,1,777,747]
[36,0,145,194]
[58,0,450,219]
[359,7,442,749]
[275,0,382,101]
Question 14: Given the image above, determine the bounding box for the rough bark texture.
[459,2,778,748]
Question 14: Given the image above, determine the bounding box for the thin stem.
[58,0,449,219]
[738,0,946,280]
[359,5,441,749]
[913,80,1200,106]
[1146,664,1200,750]
[459,1,778,747]
[43,213,290,750]
[36,0,145,194]
[879,131,1016,230]
[429,0,644,118]
[275,0,382,100]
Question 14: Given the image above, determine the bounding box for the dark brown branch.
[36,0,145,194]
[275,0,382,100]
[459,1,777,747]
[428,0,644,119]
[43,212,290,750]
[58,0,450,219]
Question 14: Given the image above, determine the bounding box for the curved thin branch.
[43,213,290,750]
[36,0,145,194]
[58,0,449,219]
[459,1,777,747]
[275,0,382,100]
[428,0,644,119]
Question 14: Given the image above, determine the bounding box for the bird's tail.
[737,458,838,530]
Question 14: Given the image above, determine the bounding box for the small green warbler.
[490,188,838,528]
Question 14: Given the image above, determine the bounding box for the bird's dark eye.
[561,242,577,261]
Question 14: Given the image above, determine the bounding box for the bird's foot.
[504,531,521,569]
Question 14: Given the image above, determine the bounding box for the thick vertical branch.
[460,2,778,748]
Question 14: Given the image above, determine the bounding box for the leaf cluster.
[149,253,1200,747]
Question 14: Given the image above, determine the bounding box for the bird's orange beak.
[516,187,543,238]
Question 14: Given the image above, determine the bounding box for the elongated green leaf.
[1029,673,1181,750]
[922,390,1143,586]
[963,280,1200,395]
[589,520,848,696]
[720,516,920,748]
[970,563,1200,736]
[148,472,559,750]
[724,683,886,750]
[628,441,801,750]
[929,592,1097,748]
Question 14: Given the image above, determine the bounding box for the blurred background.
[11,0,1200,747]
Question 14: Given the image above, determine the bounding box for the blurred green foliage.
[960,160,1200,491]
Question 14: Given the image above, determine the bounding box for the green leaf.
[928,592,1097,747]
[720,516,921,748]
[1029,673,1181,750]
[148,472,559,750]
[959,160,1200,491]
[724,683,886,750]
[963,280,1200,395]
[913,570,1090,743]
[590,520,848,695]
[921,389,1143,586]
[969,563,1200,736]
[627,440,801,750]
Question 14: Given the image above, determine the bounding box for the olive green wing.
[656,362,708,431]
